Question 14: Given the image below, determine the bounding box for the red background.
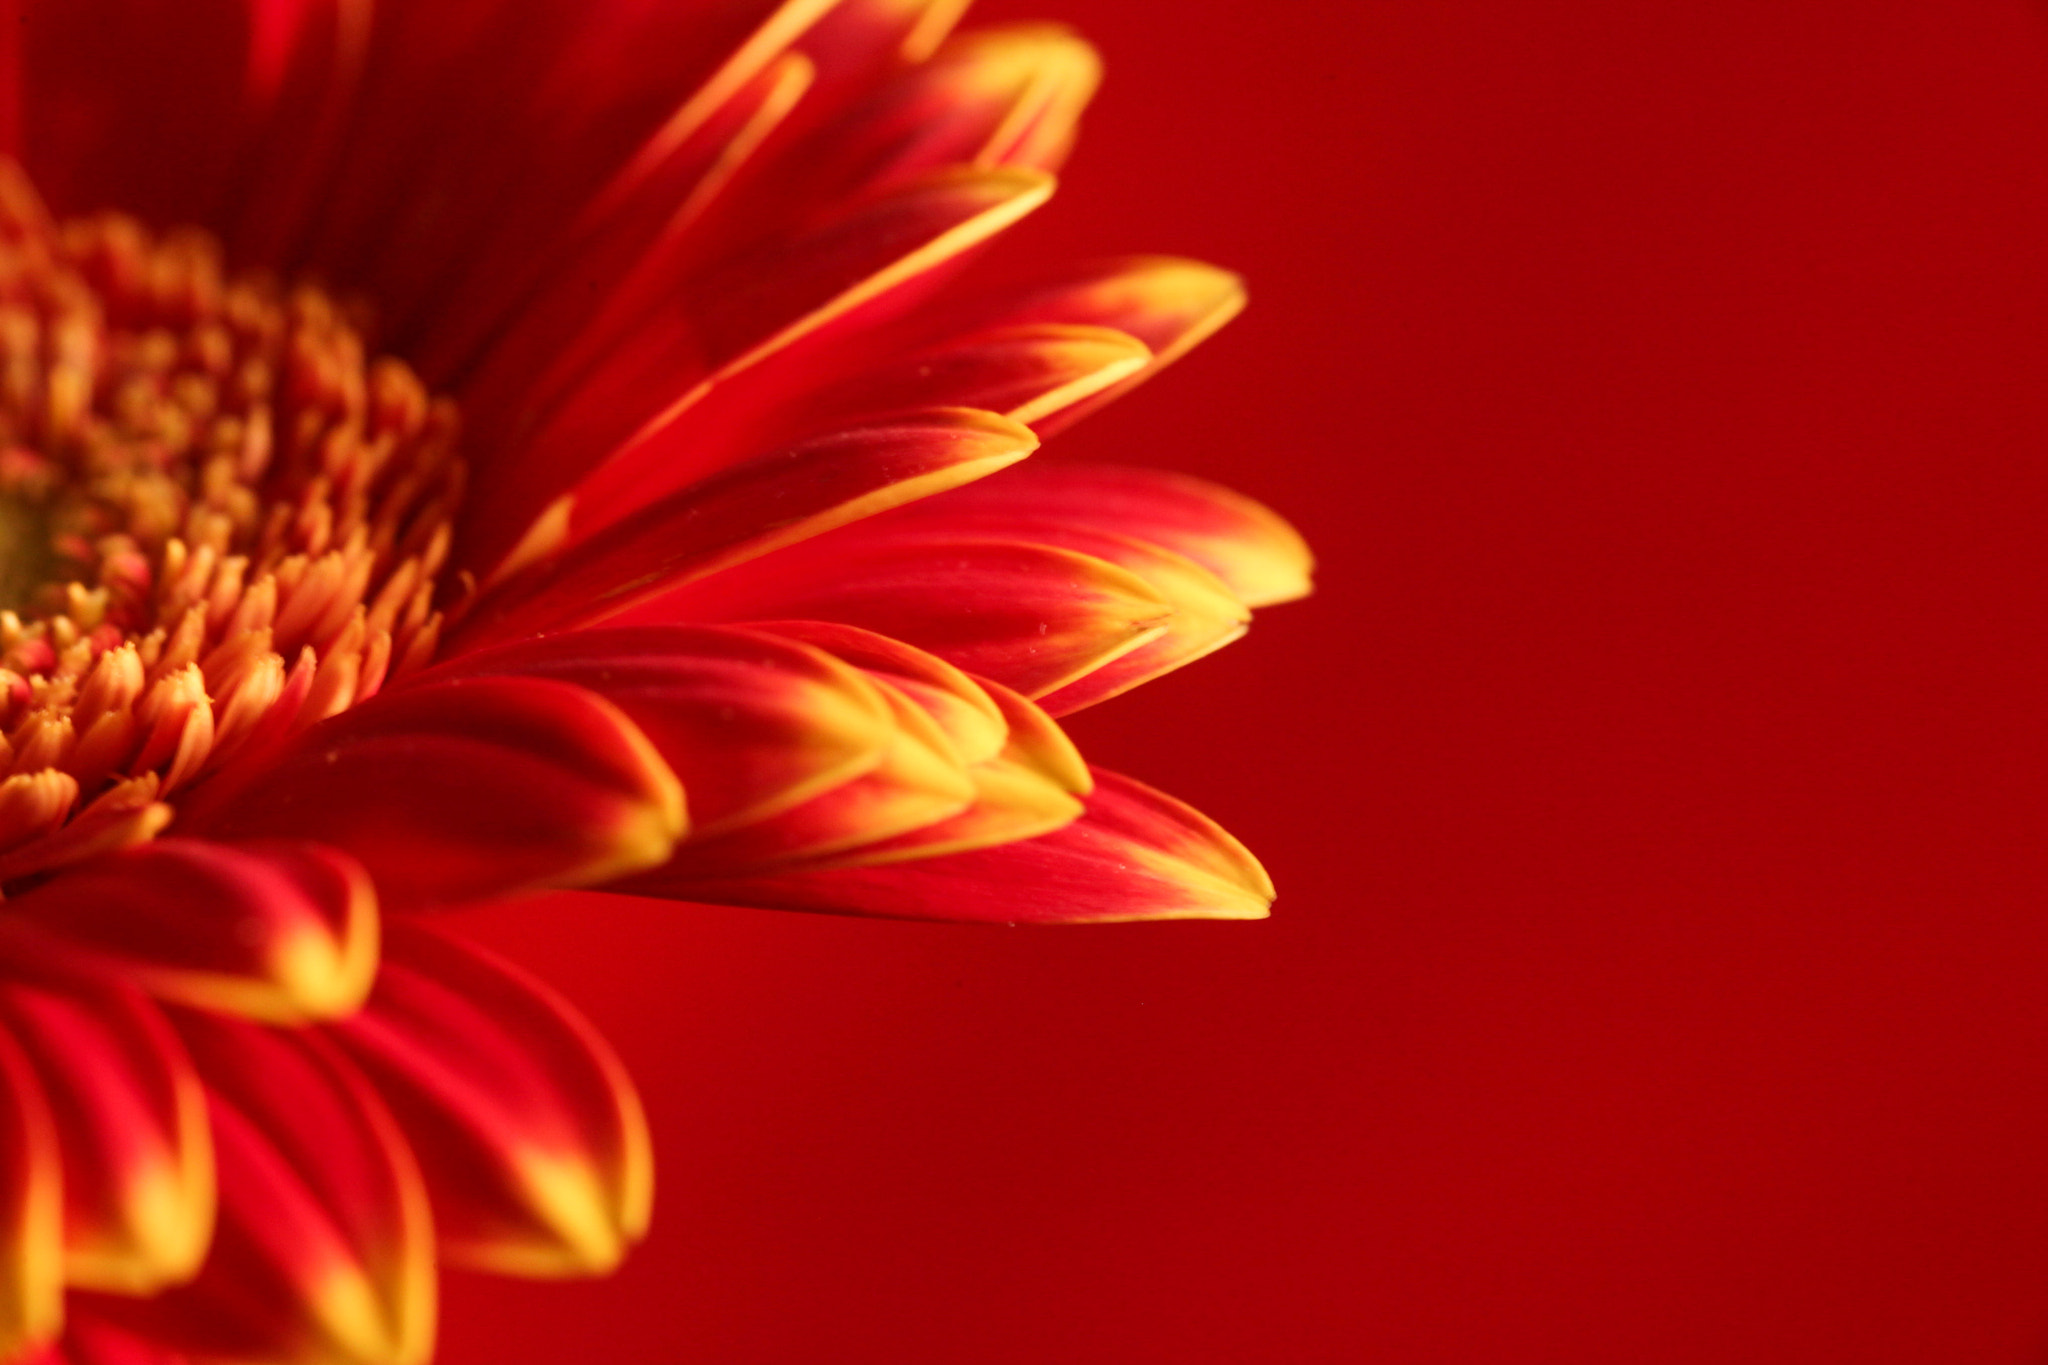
[440,2,2048,1361]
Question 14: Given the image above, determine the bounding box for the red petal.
[416,49,814,389]
[715,22,1100,234]
[640,669,975,881]
[97,1017,433,1365]
[455,409,1037,649]
[0,978,210,1295]
[789,0,974,110]
[299,0,812,343]
[566,323,1146,542]
[660,768,1274,923]
[746,620,1008,764]
[642,535,1174,699]
[416,626,892,840]
[330,923,650,1278]
[461,167,1053,569]
[885,461,1315,608]
[794,672,1089,869]
[0,1020,61,1359]
[923,256,1248,436]
[0,840,377,1025]
[29,1318,190,1365]
[180,677,684,910]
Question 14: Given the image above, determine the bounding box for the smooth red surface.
[441,2,2048,1361]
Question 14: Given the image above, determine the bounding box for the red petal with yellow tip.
[0,840,376,1026]
[456,409,1037,648]
[747,620,1009,764]
[646,536,1174,699]
[639,670,975,881]
[661,768,1274,924]
[0,978,210,1296]
[796,675,1089,870]
[730,510,1254,712]
[725,22,1100,226]
[0,1021,61,1360]
[329,923,650,1280]
[180,678,684,909]
[96,1016,433,1365]
[461,166,1054,566]
[928,255,1248,436]
[413,625,891,840]
[564,323,1145,540]
[888,460,1316,608]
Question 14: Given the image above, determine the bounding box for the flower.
[0,1,1314,1362]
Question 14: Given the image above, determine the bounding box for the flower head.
[0,2,1312,1361]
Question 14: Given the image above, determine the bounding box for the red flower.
[0,2,1312,1361]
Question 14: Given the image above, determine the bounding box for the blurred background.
[441,2,2048,1360]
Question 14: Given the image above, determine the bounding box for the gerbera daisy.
[0,1,1313,1361]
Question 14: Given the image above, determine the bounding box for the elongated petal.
[0,1021,60,1360]
[927,256,1248,436]
[647,536,1174,699]
[788,0,973,111]
[462,167,1053,568]
[799,674,1090,870]
[647,674,975,880]
[97,1017,433,1365]
[746,621,1008,764]
[1024,534,1249,714]
[564,324,1146,540]
[417,626,891,840]
[658,768,1273,923]
[417,49,815,388]
[330,923,650,1279]
[0,840,376,1025]
[886,461,1315,607]
[181,678,684,909]
[728,23,1100,224]
[0,978,210,1295]
[457,409,1037,648]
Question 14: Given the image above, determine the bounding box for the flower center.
[0,164,463,877]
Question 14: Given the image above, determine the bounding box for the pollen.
[0,163,463,880]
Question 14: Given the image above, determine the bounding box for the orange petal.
[0,978,210,1295]
[0,1021,61,1360]
[456,408,1037,649]
[97,1017,433,1365]
[644,535,1174,699]
[330,923,650,1279]
[663,768,1274,924]
[181,677,685,910]
[417,626,892,840]
[0,840,378,1025]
